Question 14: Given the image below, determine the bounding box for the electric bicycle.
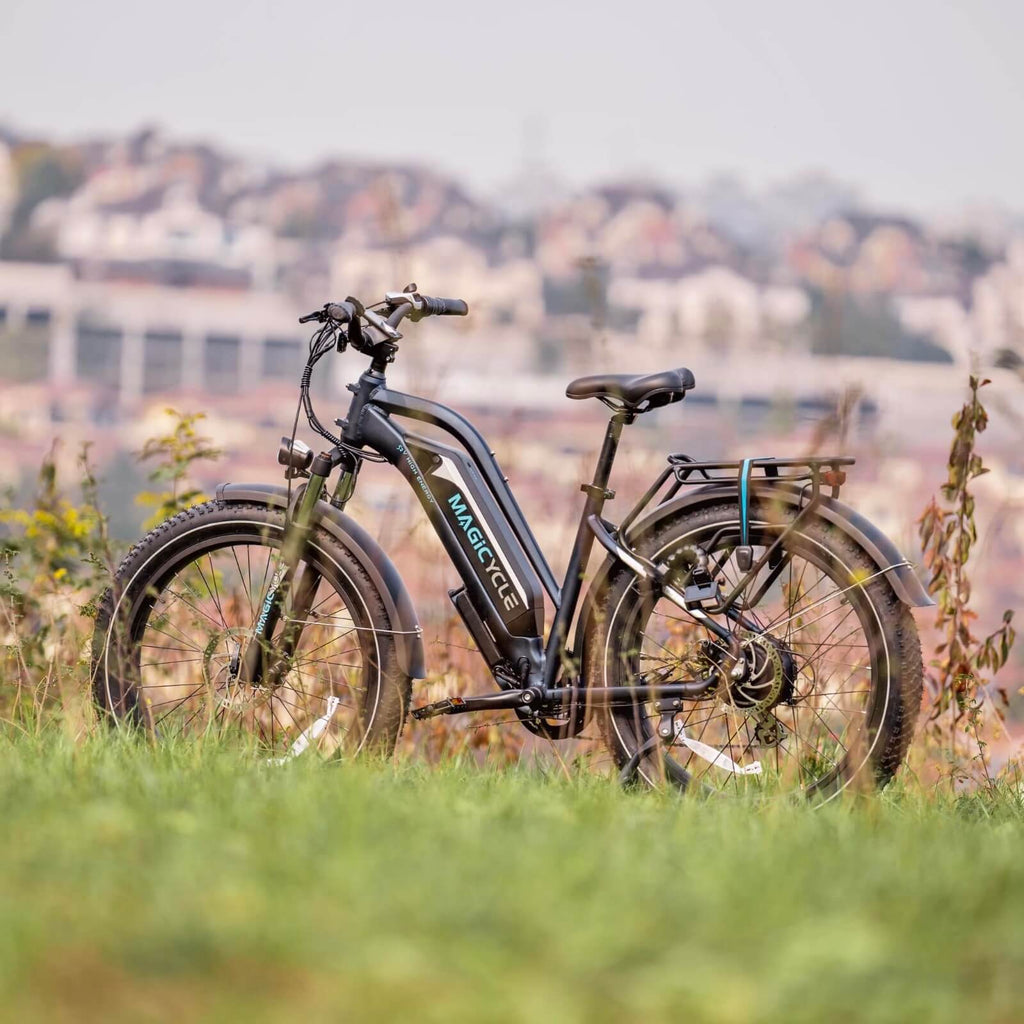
[93,287,928,798]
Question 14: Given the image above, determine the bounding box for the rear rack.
[618,454,855,540]
[669,454,854,490]
[588,452,860,619]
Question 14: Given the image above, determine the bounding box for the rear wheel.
[93,501,411,757]
[585,502,923,800]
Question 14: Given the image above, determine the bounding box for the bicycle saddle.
[565,367,696,411]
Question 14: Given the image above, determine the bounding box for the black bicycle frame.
[256,364,856,710]
[335,366,626,693]
[239,291,931,727]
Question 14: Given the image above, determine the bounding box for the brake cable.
[298,320,387,462]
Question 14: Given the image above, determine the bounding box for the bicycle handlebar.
[297,300,357,325]
[294,287,469,447]
[298,291,469,327]
[326,301,356,323]
[419,295,468,317]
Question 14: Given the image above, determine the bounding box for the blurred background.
[1,0,1022,708]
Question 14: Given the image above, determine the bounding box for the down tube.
[371,388,561,605]
[361,406,545,684]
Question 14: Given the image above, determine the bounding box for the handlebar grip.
[421,296,469,317]
[326,301,356,323]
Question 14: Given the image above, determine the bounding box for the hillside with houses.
[1,123,1023,411]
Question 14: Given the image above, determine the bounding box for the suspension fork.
[239,453,335,685]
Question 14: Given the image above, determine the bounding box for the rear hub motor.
[725,631,797,713]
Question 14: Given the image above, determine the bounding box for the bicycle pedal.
[411,696,466,720]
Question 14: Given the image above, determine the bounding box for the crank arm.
[411,689,536,720]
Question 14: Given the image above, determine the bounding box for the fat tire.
[584,501,924,797]
[92,500,412,753]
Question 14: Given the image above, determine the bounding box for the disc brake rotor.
[202,627,272,711]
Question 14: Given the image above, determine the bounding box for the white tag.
[267,695,341,766]
[675,725,762,775]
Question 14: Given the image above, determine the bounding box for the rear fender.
[215,482,425,678]
[573,482,932,660]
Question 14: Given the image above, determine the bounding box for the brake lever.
[363,308,402,339]
[384,289,423,312]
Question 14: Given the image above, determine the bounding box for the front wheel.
[92,501,411,757]
[584,501,923,800]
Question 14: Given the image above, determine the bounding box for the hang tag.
[675,724,762,775]
[267,695,341,766]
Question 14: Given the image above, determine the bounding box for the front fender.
[573,481,932,660]
[215,482,426,679]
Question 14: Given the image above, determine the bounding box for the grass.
[1,731,1023,1023]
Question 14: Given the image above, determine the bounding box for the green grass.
[1,731,1023,1023]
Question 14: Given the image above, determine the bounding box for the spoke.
[245,545,255,618]
[146,693,204,711]
[816,691,867,718]
[196,555,229,631]
[814,687,874,698]
[230,545,256,622]
[689,711,745,787]
[161,587,226,634]
[145,623,204,655]
[786,638,869,648]
[790,619,863,668]
[140,657,203,669]
[802,702,849,751]
[152,685,207,725]
[783,599,855,639]
[294,631,360,662]
[728,716,760,788]
[654,613,732,658]
[132,681,212,689]
[784,705,840,770]
[640,629,695,667]
[272,690,355,721]
[174,701,213,738]
[290,657,363,676]
[308,588,349,617]
[761,554,816,632]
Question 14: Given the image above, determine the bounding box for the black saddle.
[565,367,696,412]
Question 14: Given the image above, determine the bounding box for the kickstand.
[618,731,663,787]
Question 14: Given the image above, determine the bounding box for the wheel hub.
[724,632,797,713]
[202,627,271,711]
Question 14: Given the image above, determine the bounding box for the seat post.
[541,409,633,689]
[589,408,632,494]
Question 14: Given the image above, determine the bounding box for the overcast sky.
[2,0,1022,212]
